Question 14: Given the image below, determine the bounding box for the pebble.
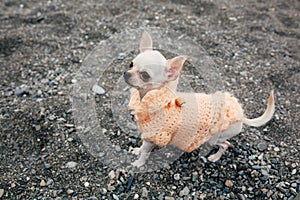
[252,165,261,170]
[87,197,98,200]
[165,197,174,200]
[183,176,191,181]
[112,194,119,200]
[274,147,280,152]
[133,194,139,199]
[0,189,4,198]
[92,84,105,95]
[261,188,268,193]
[15,84,29,96]
[174,174,180,180]
[108,170,116,179]
[67,189,74,195]
[152,173,159,180]
[261,169,269,176]
[35,125,41,131]
[101,188,107,195]
[142,187,148,197]
[40,180,46,187]
[107,185,115,191]
[66,161,78,168]
[44,163,52,170]
[225,180,234,187]
[291,169,297,175]
[46,179,53,185]
[179,186,190,197]
[84,182,90,187]
[257,142,267,151]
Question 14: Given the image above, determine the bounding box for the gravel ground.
[0,0,299,199]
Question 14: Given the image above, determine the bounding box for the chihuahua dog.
[123,31,275,167]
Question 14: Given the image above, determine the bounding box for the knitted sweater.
[129,87,243,152]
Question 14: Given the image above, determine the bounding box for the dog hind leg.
[206,121,242,162]
[208,141,233,162]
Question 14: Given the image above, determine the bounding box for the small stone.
[84,182,89,187]
[252,165,261,170]
[87,197,98,200]
[267,190,273,197]
[92,84,105,95]
[44,163,52,169]
[108,170,116,179]
[46,179,53,186]
[15,84,29,97]
[133,194,139,199]
[238,194,245,200]
[174,174,180,180]
[228,16,237,21]
[274,147,280,152]
[107,185,115,191]
[179,186,190,197]
[67,189,74,195]
[192,173,197,182]
[115,145,121,152]
[101,188,107,195]
[291,169,297,175]
[48,115,56,121]
[40,180,46,187]
[152,174,159,180]
[0,189,4,198]
[242,186,247,192]
[257,142,267,151]
[65,124,74,128]
[66,161,78,168]
[35,125,41,131]
[165,196,174,200]
[112,194,119,200]
[261,188,268,193]
[225,180,234,187]
[261,169,269,176]
[142,187,148,197]
[183,176,191,181]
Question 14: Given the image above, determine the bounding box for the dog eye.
[140,71,150,81]
[129,62,133,68]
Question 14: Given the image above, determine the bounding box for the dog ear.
[140,31,153,53]
[166,55,188,81]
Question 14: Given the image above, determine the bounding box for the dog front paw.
[129,147,141,155]
[131,159,145,167]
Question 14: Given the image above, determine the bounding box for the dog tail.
[243,90,275,127]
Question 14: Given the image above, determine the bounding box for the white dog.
[123,31,275,167]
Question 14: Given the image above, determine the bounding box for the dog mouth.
[124,79,135,87]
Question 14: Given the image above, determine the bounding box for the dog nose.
[123,71,131,81]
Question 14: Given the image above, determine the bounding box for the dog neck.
[138,89,148,100]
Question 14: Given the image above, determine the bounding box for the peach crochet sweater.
[129,87,243,152]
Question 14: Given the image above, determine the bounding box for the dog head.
[123,31,188,97]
